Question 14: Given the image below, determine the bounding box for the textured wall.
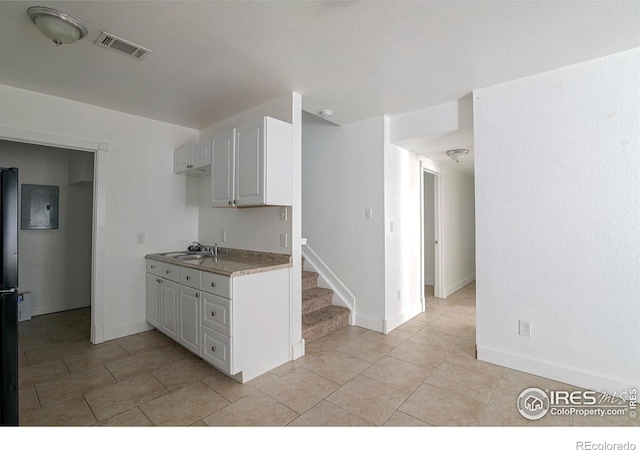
[0,83,199,340]
[474,48,640,393]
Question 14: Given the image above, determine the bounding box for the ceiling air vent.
[94,31,151,60]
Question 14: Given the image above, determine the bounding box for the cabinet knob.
[228,201,232,206]
[211,282,216,287]
[211,311,216,317]
[232,200,236,206]
[186,275,191,281]
[158,279,163,284]
[211,346,216,352]
[150,265,155,269]
[195,293,199,298]
[166,269,171,274]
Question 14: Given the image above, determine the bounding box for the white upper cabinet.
[211,116,292,208]
[174,140,211,176]
[211,129,235,207]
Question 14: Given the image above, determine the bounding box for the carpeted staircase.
[302,258,350,342]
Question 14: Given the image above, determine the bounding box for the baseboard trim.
[103,321,154,342]
[32,300,91,317]
[445,273,476,297]
[354,314,384,333]
[291,339,305,360]
[477,344,638,396]
[384,303,423,333]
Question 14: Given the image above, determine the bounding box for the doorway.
[420,160,444,307]
[0,127,108,345]
[0,140,94,324]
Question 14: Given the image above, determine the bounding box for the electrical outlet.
[365,208,373,220]
[519,320,531,337]
[396,290,401,302]
[280,233,288,248]
[390,221,395,233]
[136,233,145,244]
[221,230,227,242]
[279,207,288,222]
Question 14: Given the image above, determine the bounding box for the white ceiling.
[1,2,639,138]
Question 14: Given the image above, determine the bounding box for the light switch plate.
[136,233,145,244]
[280,233,288,248]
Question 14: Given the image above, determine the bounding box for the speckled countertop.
[145,247,292,277]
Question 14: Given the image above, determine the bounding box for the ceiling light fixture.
[319,109,334,120]
[446,149,469,163]
[27,6,88,46]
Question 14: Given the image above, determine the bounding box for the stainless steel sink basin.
[160,251,214,261]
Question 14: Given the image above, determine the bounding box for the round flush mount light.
[27,6,88,46]
[446,148,469,163]
[319,109,334,120]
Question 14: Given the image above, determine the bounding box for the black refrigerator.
[0,167,18,426]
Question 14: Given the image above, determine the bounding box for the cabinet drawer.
[202,327,232,374]
[179,266,202,290]
[146,260,178,282]
[202,293,231,336]
[201,271,230,298]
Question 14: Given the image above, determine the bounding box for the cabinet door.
[174,145,192,173]
[178,286,201,355]
[160,279,179,341]
[234,119,265,206]
[212,129,236,207]
[146,274,160,328]
[191,140,211,169]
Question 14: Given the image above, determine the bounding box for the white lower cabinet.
[159,280,179,341]
[202,327,232,374]
[178,286,201,355]
[145,259,290,383]
[146,260,179,341]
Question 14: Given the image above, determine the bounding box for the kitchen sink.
[160,251,216,260]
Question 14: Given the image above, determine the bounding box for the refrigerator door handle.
[0,288,17,294]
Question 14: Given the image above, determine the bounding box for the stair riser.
[303,312,350,343]
[302,274,318,291]
[302,292,333,314]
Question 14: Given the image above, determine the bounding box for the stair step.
[302,271,319,291]
[302,305,350,343]
[302,287,334,314]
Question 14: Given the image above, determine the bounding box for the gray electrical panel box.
[21,184,59,230]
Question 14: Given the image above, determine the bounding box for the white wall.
[197,92,303,358]
[66,173,93,309]
[302,113,386,330]
[197,94,294,254]
[442,167,476,294]
[0,84,199,341]
[383,139,423,330]
[424,172,435,285]
[0,141,93,315]
[474,48,640,394]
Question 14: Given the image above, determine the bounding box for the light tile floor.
[17,282,637,427]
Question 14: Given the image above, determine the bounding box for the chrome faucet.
[190,241,219,255]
